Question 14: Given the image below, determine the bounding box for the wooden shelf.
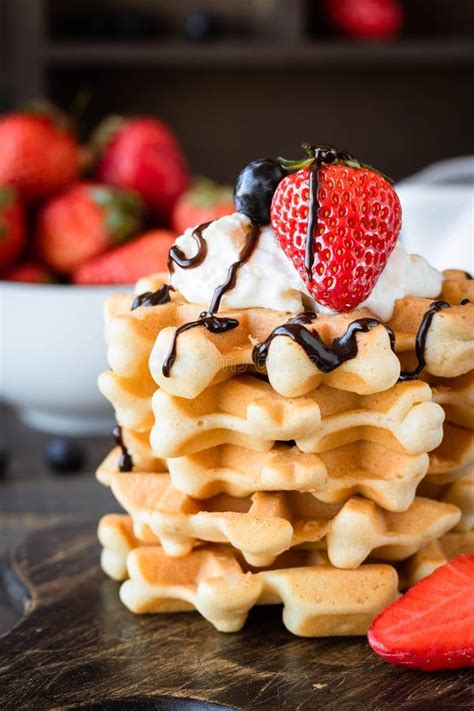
[44,38,474,69]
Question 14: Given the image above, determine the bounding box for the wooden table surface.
[1,405,473,710]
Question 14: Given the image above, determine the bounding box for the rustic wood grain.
[0,519,472,711]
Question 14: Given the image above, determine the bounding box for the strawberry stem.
[278,144,394,184]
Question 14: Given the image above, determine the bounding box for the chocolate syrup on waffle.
[162,221,261,377]
[167,221,211,273]
[112,424,133,472]
[252,314,394,372]
[131,285,174,311]
[398,300,451,382]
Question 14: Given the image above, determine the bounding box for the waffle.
[167,441,428,511]
[427,423,474,484]
[441,472,474,532]
[96,433,166,486]
[99,440,428,512]
[98,513,398,635]
[105,467,459,568]
[430,371,474,430]
[400,530,474,588]
[150,376,444,458]
[440,269,474,304]
[98,513,143,581]
[103,277,473,406]
[97,263,471,636]
[390,298,473,378]
[419,469,473,530]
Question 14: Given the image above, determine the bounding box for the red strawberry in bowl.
[0,186,25,271]
[37,182,144,274]
[4,261,53,283]
[271,144,401,311]
[172,177,234,234]
[368,555,474,671]
[0,106,80,201]
[73,229,175,284]
[94,116,190,221]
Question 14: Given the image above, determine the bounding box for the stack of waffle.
[97,269,473,636]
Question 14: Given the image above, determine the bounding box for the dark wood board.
[1,519,472,711]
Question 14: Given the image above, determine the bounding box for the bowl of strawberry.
[0,105,233,435]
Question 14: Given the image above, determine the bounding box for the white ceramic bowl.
[0,281,132,435]
[397,156,474,272]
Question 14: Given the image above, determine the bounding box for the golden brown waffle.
[427,423,474,484]
[400,530,474,589]
[441,472,474,532]
[99,370,156,433]
[102,275,473,408]
[96,434,166,486]
[440,269,474,304]
[430,371,474,430]
[99,441,428,512]
[98,513,398,635]
[150,376,444,458]
[106,469,459,568]
[167,441,428,511]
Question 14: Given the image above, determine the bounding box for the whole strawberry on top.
[270,144,402,311]
[0,187,25,272]
[0,105,80,201]
[94,116,190,221]
[37,183,143,274]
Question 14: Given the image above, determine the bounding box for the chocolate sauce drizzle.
[131,284,174,311]
[167,221,211,273]
[303,145,356,279]
[460,298,470,305]
[305,160,322,278]
[112,424,133,472]
[162,221,261,377]
[398,301,451,382]
[252,313,394,372]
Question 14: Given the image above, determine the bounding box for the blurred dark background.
[1,0,473,182]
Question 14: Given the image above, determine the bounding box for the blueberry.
[184,10,217,42]
[234,159,287,225]
[46,439,85,474]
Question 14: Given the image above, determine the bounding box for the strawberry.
[37,182,143,274]
[94,116,190,221]
[325,0,404,39]
[368,555,474,671]
[0,109,80,201]
[73,229,175,285]
[0,186,26,271]
[172,177,234,234]
[4,261,52,283]
[271,144,401,311]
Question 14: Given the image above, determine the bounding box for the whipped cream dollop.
[358,246,443,320]
[170,212,442,321]
[171,213,307,312]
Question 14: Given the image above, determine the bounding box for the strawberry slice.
[368,555,474,671]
